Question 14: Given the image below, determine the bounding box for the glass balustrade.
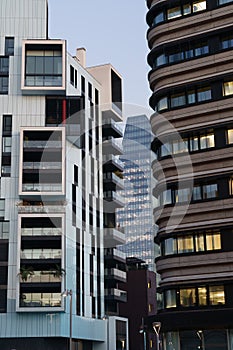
[23,162,62,169]
[20,292,61,307]
[21,248,61,260]
[21,227,62,236]
[22,183,62,192]
[23,140,62,148]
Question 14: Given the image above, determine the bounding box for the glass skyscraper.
[117,115,156,271]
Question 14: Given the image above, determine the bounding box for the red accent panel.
[62,99,66,124]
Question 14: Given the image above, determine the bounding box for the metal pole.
[156,333,160,350]
[69,290,72,350]
[143,331,146,350]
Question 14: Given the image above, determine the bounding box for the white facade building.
[0,1,128,349]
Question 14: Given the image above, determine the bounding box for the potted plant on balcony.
[18,266,34,282]
[49,264,65,279]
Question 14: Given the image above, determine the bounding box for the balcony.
[19,292,61,308]
[20,248,61,260]
[103,155,124,172]
[102,137,123,155]
[17,204,66,214]
[104,227,125,247]
[104,268,127,282]
[105,288,127,302]
[103,172,124,190]
[23,140,62,149]
[22,183,62,192]
[102,103,123,122]
[102,118,123,138]
[105,248,126,263]
[21,227,62,236]
[21,39,66,95]
[103,190,125,208]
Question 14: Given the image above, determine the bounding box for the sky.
[48,0,151,110]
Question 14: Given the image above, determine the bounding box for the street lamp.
[197,330,205,350]
[152,321,161,350]
[139,317,147,350]
[61,289,73,350]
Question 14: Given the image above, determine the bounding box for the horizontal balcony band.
[104,288,127,302]
[22,183,62,192]
[17,204,66,213]
[102,155,124,171]
[21,227,62,236]
[23,162,62,170]
[102,137,123,155]
[104,228,125,247]
[23,140,62,148]
[105,248,126,262]
[104,268,127,282]
[102,103,123,122]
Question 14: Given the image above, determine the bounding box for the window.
[0,58,9,73]
[148,303,153,312]
[200,132,215,149]
[221,34,233,49]
[25,49,62,87]
[74,165,78,185]
[0,77,8,94]
[70,65,74,86]
[155,54,167,67]
[192,185,202,200]
[189,135,199,151]
[178,235,194,253]
[157,97,168,111]
[154,12,165,24]
[194,43,209,56]
[165,290,177,308]
[148,280,151,288]
[223,81,233,96]
[197,87,212,102]
[175,188,191,202]
[227,129,233,144]
[193,0,206,12]
[2,137,11,153]
[3,115,12,134]
[171,92,186,108]
[206,232,221,250]
[5,37,14,56]
[180,288,196,306]
[169,51,184,63]
[162,230,221,257]
[160,189,172,205]
[219,0,233,4]
[203,183,218,199]
[0,200,5,218]
[209,286,225,305]
[198,287,207,306]
[167,6,182,20]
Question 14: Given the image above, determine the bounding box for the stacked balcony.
[17,215,64,312]
[19,127,65,198]
[17,127,65,312]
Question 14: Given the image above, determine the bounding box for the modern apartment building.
[0,1,128,349]
[147,0,233,348]
[117,115,156,271]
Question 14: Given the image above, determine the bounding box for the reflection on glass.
[209,286,225,305]
[167,6,182,19]
[198,287,207,305]
[165,238,176,255]
[195,234,205,251]
[206,232,221,250]
[193,0,206,12]
[180,288,196,306]
[200,133,215,149]
[203,184,218,199]
[165,290,177,308]
[178,236,194,253]
[223,81,233,96]
[192,186,202,200]
[227,129,233,144]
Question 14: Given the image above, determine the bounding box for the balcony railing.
[21,227,62,236]
[20,293,61,307]
[23,140,62,148]
[105,268,126,280]
[23,162,62,170]
[103,190,125,205]
[102,155,124,169]
[20,271,61,283]
[21,249,61,260]
[17,205,66,213]
[22,183,62,192]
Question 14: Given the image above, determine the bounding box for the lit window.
[195,234,205,252]
[177,236,194,253]
[193,0,206,12]
[167,6,182,19]
[223,81,233,96]
[209,286,225,305]
[150,339,153,348]
[206,232,221,250]
[200,132,215,149]
[198,287,207,306]
[172,139,188,154]
[227,129,233,144]
[148,303,153,312]
[165,290,177,308]
[180,288,196,306]
[148,280,151,289]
